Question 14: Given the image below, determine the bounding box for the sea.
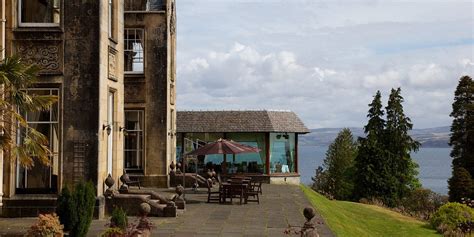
[298,146,451,195]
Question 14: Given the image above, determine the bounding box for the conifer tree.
[448,75,474,200]
[354,91,390,202]
[385,88,421,201]
[318,128,358,200]
[448,166,474,202]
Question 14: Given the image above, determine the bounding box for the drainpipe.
[0,0,5,207]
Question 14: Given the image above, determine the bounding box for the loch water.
[298,146,451,195]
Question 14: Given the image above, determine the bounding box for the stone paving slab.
[0,184,334,237]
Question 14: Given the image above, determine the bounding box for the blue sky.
[176,0,474,129]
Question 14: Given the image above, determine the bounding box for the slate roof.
[177,110,310,134]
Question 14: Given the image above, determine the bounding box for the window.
[124,29,144,73]
[17,88,60,193]
[124,110,144,172]
[269,133,296,174]
[19,0,60,26]
[125,0,165,11]
[108,0,114,38]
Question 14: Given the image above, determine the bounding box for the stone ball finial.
[175,184,184,196]
[140,202,151,216]
[303,207,316,221]
[105,174,115,188]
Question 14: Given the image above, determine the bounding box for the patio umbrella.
[185,138,260,174]
[186,138,260,156]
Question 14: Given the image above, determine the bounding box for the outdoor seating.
[246,184,260,204]
[121,170,141,189]
[206,178,222,203]
[250,180,263,195]
[222,180,247,204]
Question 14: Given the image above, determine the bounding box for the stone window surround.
[18,0,61,27]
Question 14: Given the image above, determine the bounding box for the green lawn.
[301,185,441,237]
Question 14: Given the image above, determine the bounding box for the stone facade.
[0,0,176,217]
[123,0,176,187]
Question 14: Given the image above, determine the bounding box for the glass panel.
[16,88,60,193]
[124,29,144,73]
[124,150,143,170]
[125,0,164,11]
[270,133,296,174]
[21,0,60,24]
[124,110,144,171]
[226,133,266,174]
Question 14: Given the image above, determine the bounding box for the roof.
[177,110,310,134]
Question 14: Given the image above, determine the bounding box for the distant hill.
[299,126,450,148]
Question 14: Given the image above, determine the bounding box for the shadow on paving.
[0,184,334,237]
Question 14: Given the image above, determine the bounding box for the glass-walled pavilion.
[176,110,309,182]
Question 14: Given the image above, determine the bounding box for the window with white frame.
[124,29,144,73]
[17,88,60,193]
[19,0,60,26]
[124,110,144,172]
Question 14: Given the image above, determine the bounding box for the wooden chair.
[227,183,246,204]
[121,170,141,189]
[251,180,262,195]
[246,185,259,204]
[206,178,221,203]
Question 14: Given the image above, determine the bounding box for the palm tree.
[0,55,57,167]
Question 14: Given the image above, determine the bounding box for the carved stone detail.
[108,47,118,81]
[15,40,63,75]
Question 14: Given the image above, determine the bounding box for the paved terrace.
[0,184,333,237]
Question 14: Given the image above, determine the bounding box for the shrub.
[400,188,448,220]
[71,181,96,237]
[110,207,128,230]
[100,227,124,237]
[57,186,78,231]
[27,213,64,237]
[430,202,474,235]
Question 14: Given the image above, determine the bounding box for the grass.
[300,185,441,237]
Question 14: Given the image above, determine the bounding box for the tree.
[0,55,57,167]
[385,88,421,200]
[448,75,474,200]
[354,91,390,202]
[448,167,474,202]
[317,128,357,200]
[354,89,420,207]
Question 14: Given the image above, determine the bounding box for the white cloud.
[177,0,474,128]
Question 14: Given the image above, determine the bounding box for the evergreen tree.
[385,88,421,201]
[448,75,474,200]
[319,128,358,200]
[354,91,390,202]
[448,167,474,202]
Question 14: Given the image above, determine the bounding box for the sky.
[176,0,474,129]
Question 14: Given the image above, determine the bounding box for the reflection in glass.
[17,88,60,193]
[124,29,144,73]
[270,133,295,174]
[21,0,60,24]
[124,110,144,172]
